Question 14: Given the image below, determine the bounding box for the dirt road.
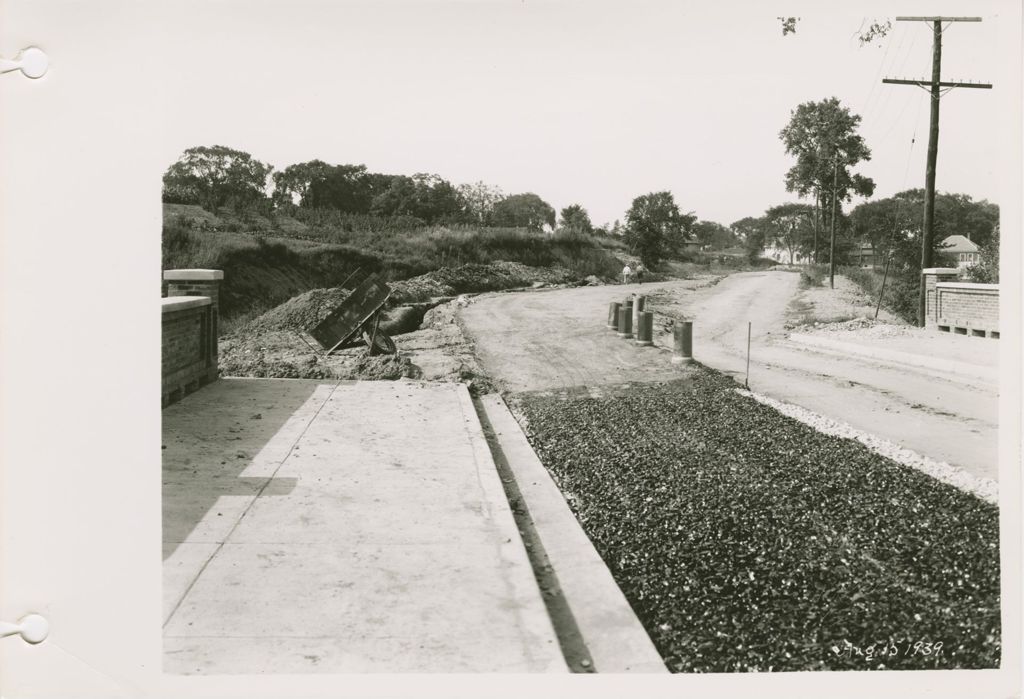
[460,271,998,480]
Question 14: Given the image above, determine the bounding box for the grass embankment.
[843,266,918,324]
[163,204,627,329]
[520,373,1000,672]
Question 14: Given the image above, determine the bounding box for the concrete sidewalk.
[163,378,565,673]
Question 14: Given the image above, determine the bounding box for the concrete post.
[164,269,224,369]
[617,308,633,338]
[921,267,960,328]
[608,302,621,330]
[633,295,646,336]
[635,311,654,346]
[672,321,693,364]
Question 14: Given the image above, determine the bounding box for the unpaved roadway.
[460,271,998,481]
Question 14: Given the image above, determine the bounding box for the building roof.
[940,234,979,253]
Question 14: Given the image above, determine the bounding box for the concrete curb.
[453,385,569,673]
[787,332,998,384]
[477,393,668,673]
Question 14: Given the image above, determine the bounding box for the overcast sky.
[159,0,1010,227]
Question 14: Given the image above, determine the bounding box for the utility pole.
[883,16,991,326]
[828,154,838,289]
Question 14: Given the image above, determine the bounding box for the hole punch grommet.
[0,46,49,79]
[0,613,50,644]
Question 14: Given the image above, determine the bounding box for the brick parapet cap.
[920,267,960,275]
[164,269,224,281]
[162,296,211,314]
[937,282,1000,291]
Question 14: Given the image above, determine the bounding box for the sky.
[158,0,1013,227]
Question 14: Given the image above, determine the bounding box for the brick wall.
[922,269,999,339]
[163,269,224,406]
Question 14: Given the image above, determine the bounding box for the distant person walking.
[635,263,645,284]
[622,264,632,284]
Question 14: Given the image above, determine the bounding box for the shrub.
[799,264,828,288]
[843,266,918,324]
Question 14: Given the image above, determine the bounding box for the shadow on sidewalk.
[162,379,335,559]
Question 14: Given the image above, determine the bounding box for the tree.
[162,145,273,212]
[271,160,333,208]
[691,220,738,251]
[779,98,875,265]
[732,215,770,262]
[490,193,556,231]
[559,204,594,235]
[848,190,999,322]
[306,164,374,213]
[968,225,1000,283]
[371,173,464,223]
[624,191,696,267]
[457,181,504,224]
[850,190,999,266]
[765,203,814,263]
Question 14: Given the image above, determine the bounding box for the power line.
[881,16,992,326]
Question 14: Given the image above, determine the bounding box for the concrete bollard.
[617,308,633,338]
[608,302,622,330]
[633,295,646,335]
[635,311,654,346]
[672,320,693,363]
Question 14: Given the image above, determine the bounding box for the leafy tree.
[307,164,375,213]
[457,181,504,224]
[778,17,799,35]
[371,173,464,223]
[490,193,556,231]
[765,203,814,263]
[858,19,892,46]
[968,225,1000,283]
[162,145,273,212]
[559,204,594,235]
[732,215,770,262]
[850,190,999,268]
[779,98,875,262]
[271,160,333,208]
[624,191,696,267]
[691,220,738,251]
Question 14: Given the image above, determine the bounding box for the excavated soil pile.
[389,261,577,304]
[236,287,352,335]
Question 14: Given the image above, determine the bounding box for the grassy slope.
[163,204,629,325]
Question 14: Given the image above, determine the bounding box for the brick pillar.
[163,269,224,374]
[921,268,959,328]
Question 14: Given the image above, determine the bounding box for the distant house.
[853,242,879,269]
[682,240,703,255]
[762,241,807,265]
[939,234,980,271]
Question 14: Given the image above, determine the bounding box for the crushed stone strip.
[734,388,998,505]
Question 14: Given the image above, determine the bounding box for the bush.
[843,266,918,324]
[799,264,828,288]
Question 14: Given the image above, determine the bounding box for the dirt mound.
[232,287,352,336]
[389,261,576,303]
[220,330,418,381]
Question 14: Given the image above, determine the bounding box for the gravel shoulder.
[518,374,1000,672]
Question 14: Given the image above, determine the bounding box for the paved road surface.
[460,272,998,480]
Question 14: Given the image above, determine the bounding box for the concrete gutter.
[787,332,998,385]
[476,393,668,673]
